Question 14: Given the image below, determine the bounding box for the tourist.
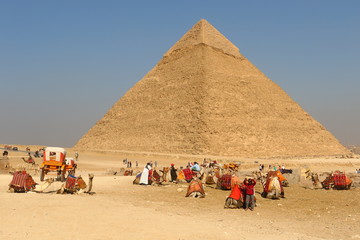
[243,177,256,211]
[191,162,201,172]
[75,151,79,161]
[136,161,138,167]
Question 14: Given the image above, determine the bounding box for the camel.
[159,167,170,182]
[57,173,94,194]
[305,170,322,189]
[22,156,36,166]
[224,184,243,209]
[124,169,133,176]
[185,178,205,198]
[8,171,37,193]
[263,176,282,199]
[255,171,283,199]
[321,171,352,190]
[32,178,55,192]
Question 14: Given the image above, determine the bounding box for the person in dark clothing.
[170,164,178,183]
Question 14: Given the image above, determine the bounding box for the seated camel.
[305,170,322,189]
[261,171,284,199]
[57,173,94,194]
[224,184,244,209]
[321,171,352,190]
[185,178,205,198]
[8,171,37,193]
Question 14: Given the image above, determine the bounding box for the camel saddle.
[218,174,232,190]
[186,180,205,197]
[9,171,37,192]
[65,175,87,190]
[228,184,243,201]
[182,168,195,182]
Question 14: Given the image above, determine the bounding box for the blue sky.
[0,1,359,147]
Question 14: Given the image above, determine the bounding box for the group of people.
[123,158,136,168]
[260,164,286,172]
[355,169,360,174]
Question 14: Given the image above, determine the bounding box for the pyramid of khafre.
[75,19,349,157]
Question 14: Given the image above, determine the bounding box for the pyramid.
[74,19,349,157]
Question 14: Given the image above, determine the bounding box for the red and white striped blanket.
[9,171,37,192]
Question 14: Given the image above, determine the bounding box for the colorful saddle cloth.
[182,168,194,182]
[9,171,37,192]
[219,174,232,190]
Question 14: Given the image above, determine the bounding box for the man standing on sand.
[75,152,79,161]
[243,177,256,211]
[140,163,152,185]
[170,164,177,183]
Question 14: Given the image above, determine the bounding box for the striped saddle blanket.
[9,171,37,192]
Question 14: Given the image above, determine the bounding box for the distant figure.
[136,161,138,167]
[154,161,157,167]
[129,161,132,168]
[75,152,79,161]
[170,164,177,183]
[34,150,40,158]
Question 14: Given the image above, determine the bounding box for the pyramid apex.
[164,19,242,57]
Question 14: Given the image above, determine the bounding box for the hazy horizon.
[1,1,359,148]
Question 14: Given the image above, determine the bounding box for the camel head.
[46,178,55,184]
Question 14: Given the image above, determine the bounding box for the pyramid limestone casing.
[75,19,349,157]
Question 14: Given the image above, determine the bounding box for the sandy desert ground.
[1,146,360,240]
